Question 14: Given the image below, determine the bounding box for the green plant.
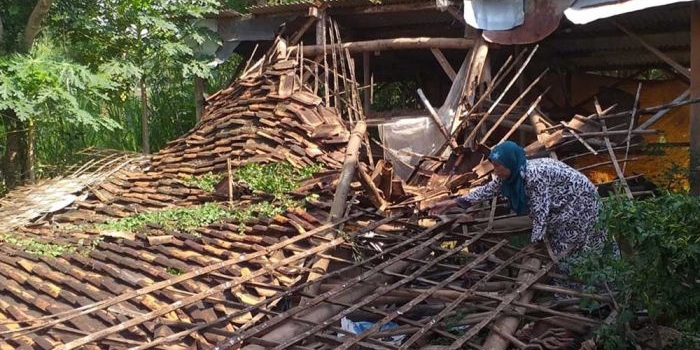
[167,267,184,275]
[97,162,321,234]
[0,234,77,257]
[370,81,420,112]
[97,202,233,234]
[654,161,689,194]
[182,172,225,192]
[234,162,322,196]
[572,193,700,349]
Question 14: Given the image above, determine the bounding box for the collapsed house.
[0,0,699,349]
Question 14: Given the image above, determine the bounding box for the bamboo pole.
[623,83,642,173]
[416,88,455,148]
[235,220,455,350]
[328,121,367,223]
[131,215,406,350]
[595,98,634,199]
[54,219,368,350]
[398,244,534,348]
[479,68,549,144]
[357,163,388,210]
[278,229,493,350]
[304,121,367,297]
[328,16,340,113]
[497,88,549,144]
[481,258,540,350]
[11,213,364,340]
[464,45,539,146]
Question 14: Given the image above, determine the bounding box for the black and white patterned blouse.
[457,157,607,257]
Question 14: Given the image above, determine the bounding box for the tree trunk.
[24,118,36,183]
[140,76,150,154]
[24,0,55,50]
[2,110,24,190]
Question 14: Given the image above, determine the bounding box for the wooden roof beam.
[289,37,474,56]
[430,48,456,82]
[614,21,690,80]
[338,1,437,15]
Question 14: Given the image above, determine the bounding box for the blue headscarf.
[488,141,529,215]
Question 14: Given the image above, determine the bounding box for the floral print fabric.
[457,157,608,258]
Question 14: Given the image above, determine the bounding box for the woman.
[429,141,611,260]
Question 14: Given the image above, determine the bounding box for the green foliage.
[655,161,689,194]
[572,193,700,349]
[98,202,233,233]
[371,81,420,112]
[0,38,119,129]
[47,0,224,153]
[183,172,225,192]
[0,234,77,257]
[230,200,293,227]
[234,162,323,196]
[97,198,309,235]
[99,162,320,234]
[0,1,249,183]
[167,267,184,275]
[0,1,35,53]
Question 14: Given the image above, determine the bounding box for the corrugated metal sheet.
[540,1,690,70]
[564,0,694,24]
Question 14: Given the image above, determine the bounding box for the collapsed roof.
[0,7,696,349]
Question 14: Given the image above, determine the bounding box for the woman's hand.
[427,199,458,215]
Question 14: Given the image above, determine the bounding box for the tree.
[0,0,225,191]
[0,0,60,187]
[0,38,120,178]
[50,0,221,154]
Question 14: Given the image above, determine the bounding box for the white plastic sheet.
[463,0,524,31]
[379,54,472,179]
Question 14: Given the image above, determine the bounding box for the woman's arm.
[429,178,502,215]
[456,178,502,207]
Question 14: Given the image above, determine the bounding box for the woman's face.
[491,160,511,180]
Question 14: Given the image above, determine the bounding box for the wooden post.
[194,76,205,123]
[226,158,233,206]
[430,48,457,81]
[691,2,700,195]
[357,163,388,210]
[305,121,367,296]
[363,51,371,112]
[328,121,367,223]
[615,21,691,80]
